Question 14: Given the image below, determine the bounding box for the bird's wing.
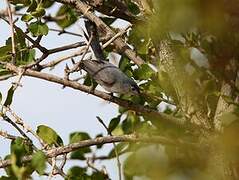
[81,60,117,85]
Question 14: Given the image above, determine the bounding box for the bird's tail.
[84,20,105,61]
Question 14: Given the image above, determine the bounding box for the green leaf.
[134,64,154,80]
[31,7,46,17]
[0,45,12,61]
[56,5,78,28]
[42,0,54,8]
[69,132,91,143]
[126,1,140,15]
[0,92,2,103]
[21,14,34,22]
[108,143,128,158]
[4,86,15,106]
[15,27,26,48]
[28,21,49,36]
[31,151,46,175]
[36,125,63,146]
[27,0,37,12]
[108,116,120,133]
[69,132,91,160]
[95,134,103,149]
[67,166,87,179]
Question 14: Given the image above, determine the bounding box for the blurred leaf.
[0,45,12,61]
[101,17,116,25]
[108,116,121,134]
[31,151,46,175]
[28,21,49,36]
[92,171,108,180]
[31,6,46,17]
[21,14,33,22]
[0,92,2,103]
[108,142,128,158]
[95,133,103,149]
[134,64,154,80]
[26,0,37,12]
[126,0,140,15]
[10,137,33,167]
[42,0,54,8]
[69,132,91,160]
[4,86,15,106]
[56,5,77,28]
[67,166,87,179]
[36,125,63,146]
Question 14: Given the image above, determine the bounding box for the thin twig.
[102,25,131,49]
[0,130,17,140]
[66,35,93,74]
[49,28,82,37]
[6,0,16,64]
[97,116,122,180]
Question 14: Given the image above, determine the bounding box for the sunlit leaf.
[36,125,63,146]
[28,21,49,36]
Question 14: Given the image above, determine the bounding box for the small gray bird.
[80,20,140,95]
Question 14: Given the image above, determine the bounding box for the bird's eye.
[131,86,136,91]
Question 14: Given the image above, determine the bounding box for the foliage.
[0,0,239,179]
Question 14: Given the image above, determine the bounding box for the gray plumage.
[80,60,140,94]
[80,20,140,94]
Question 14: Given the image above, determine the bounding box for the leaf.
[108,116,120,133]
[108,143,128,158]
[4,86,15,106]
[10,137,33,166]
[0,45,12,61]
[36,125,63,146]
[21,14,34,22]
[69,132,91,160]
[126,0,140,15]
[15,27,26,48]
[31,7,46,17]
[0,92,2,103]
[42,0,54,8]
[28,21,49,36]
[67,166,87,179]
[95,133,103,149]
[56,5,78,28]
[31,151,46,175]
[134,64,154,80]
[27,0,37,12]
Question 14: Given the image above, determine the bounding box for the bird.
[79,20,140,95]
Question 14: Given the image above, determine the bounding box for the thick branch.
[0,134,198,168]
[55,0,144,66]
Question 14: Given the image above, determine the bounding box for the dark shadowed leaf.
[4,86,15,106]
[69,132,91,160]
[67,166,87,179]
[108,116,121,133]
[21,14,34,22]
[56,5,78,28]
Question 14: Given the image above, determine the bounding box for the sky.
[0,2,120,179]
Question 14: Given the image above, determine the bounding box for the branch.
[0,134,198,168]
[55,0,145,66]
[3,62,187,128]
